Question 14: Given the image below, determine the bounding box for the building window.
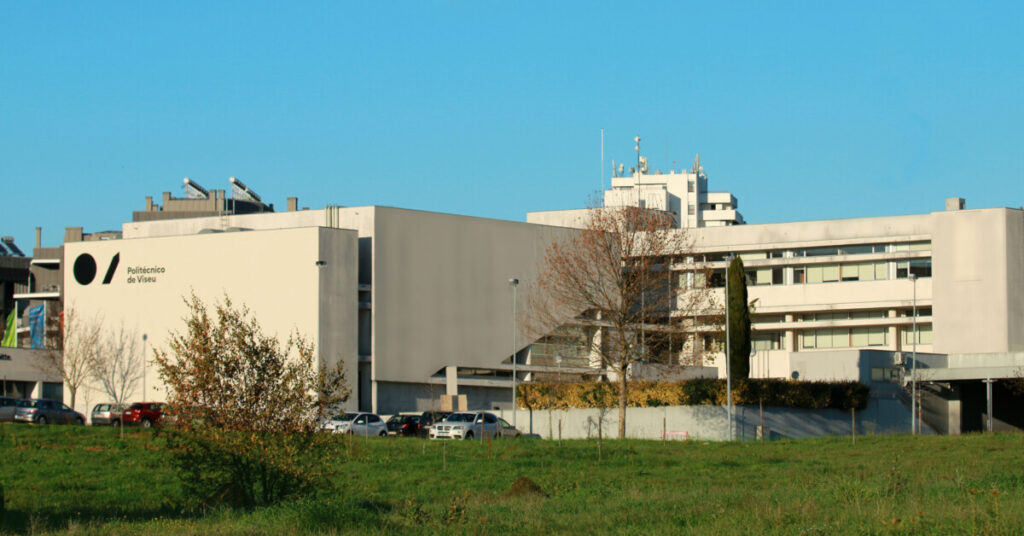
[902,324,933,345]
[688,204,695,215]
[752,331,782,351]
[687,181,695,193]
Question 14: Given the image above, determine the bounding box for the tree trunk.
[618,364,628,438]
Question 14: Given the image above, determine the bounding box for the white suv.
[321,412,387,437]
[429,411,520,440]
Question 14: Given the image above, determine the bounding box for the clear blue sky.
[2,2,1022,250]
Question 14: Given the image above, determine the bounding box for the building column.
[445,366,458,396]
[888,309,900,351]
[784,314,795,352]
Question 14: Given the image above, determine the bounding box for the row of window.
[801,327,889,349]
[696,241,930,264]
[684,258,932,289]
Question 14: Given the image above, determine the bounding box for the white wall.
[506,398,921,441]
[63,227,359,417]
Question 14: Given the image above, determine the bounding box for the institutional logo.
[73,253,119,285]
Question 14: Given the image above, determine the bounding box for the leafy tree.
[727,256,751,380]
[154,294,349,507]
[534,206,714,438]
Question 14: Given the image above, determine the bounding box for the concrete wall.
[63,226,359,417]
[506,398,919,441]
[932,208,1014,353]
[370,207,575,386]
[1005,210,1024,352]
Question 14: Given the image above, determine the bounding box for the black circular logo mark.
[73,254,97,285]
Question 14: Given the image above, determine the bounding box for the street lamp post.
[509,278,519,430]
[141,333,148,399]
[913,274,921,434]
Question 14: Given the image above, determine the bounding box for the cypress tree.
[727,257,751,379]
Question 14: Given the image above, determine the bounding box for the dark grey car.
[14,399,85,425]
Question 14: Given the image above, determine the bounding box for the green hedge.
[518,379,870,411]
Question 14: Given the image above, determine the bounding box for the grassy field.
[2,424,1024,535]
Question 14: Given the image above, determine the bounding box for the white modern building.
[55,166,1024,434]
[64,205,578,417]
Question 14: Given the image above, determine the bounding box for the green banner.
[1,307,16,347]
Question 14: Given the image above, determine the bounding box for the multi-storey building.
[528,154,743,229]
[49,168,1024,432]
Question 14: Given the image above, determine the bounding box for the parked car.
[418,411,451,437]
[429,411,520,440]
[0,396,26,422]
[121,402,166,428]
[13,399,85,425]
[386,413,423,436]
[321,412,387,436]
[91,403,128,426]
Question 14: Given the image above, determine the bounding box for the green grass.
[2,423,1024,534]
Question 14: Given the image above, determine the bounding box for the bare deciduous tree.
[91,322,143,404]
[533,205,717,438]
[36,306,102,409]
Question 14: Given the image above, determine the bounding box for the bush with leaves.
[155,295,350,508]
[519,379,869,411]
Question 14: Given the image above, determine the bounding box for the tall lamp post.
[141,333,148,399]
[909,273,918,435]
[725,255,734,441]
[509,278,519,430]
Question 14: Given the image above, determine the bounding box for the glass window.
[752,331,781,350]
[902,324,933,345]
[799,247,841,257]
[909,258,932,278]
[772,268,784,285]
[841,264,860,281]
[807,266,823,283]
[822,265,840,282]
[851,328,869,347]
[839,244,875,255]
[794,267,806,284]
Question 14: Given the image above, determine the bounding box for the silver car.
[91,403,128,426]
[321,412,388,437]
[429,411,520,440]
[14,399,85,425]
[0,396,25,422]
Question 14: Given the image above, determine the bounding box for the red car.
[122,402,166,428]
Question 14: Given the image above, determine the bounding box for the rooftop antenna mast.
[600,128,605,202]
[634,135,641,207]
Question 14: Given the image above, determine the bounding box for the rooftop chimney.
[945,197,966,211]
[287,197,298,212]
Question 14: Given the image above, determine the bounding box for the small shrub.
[155,295,350,508]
